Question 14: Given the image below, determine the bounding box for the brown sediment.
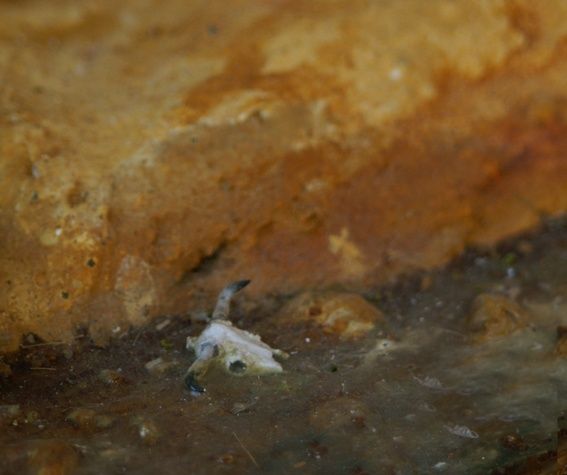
[0,221,565,474]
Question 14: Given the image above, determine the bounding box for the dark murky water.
[1,219,565,474]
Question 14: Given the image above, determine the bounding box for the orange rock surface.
[1,0,566,350]
[467,293,531,341]
[277,292,385,340]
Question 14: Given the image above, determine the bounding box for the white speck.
[145,357,164,371]
[445,424,479,439]
[506,267,516,279]
[55,228,62,237]
[304,178,327,193]
[413,375,443,389]
[112,326,121,334]
[155,319,171,331]
[139,424,150,439]
[433,461,447,471]
[475,257,488,267]
[31,164,41,178]
[420,402,437,412]
[305,337,311,343]
[389,67,404,81]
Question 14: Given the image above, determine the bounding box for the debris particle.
[413,374,443,389]
[231,399,258,415]
[307,440,328,459]
[232,432,259,468]
[389,66,404,81]
[189,310,209,323]
[98,369,127,385]
[94,415,115,429]
[363,338,399,365]
[501,252,517,266]
[155,319,171,331]
[444,424,479,439]
[66,408,97,430]
[145,357,178,374]
[278,291,385,340]
[25,334,36,344]
[184,280,287,393]
[500,433,527,451]
[0,405,21,425]
[433,461,448,471]
[132,417,160,445]
[159,339,174,351]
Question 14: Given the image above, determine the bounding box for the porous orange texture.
[1,0,566,350]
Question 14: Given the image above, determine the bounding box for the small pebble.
[99,447,128,461]
[25,410,39,423]
[98,369,127,385]
[95,415,115,429]
[145,357,178,374]
[25,334,36,344]
[66,408,97,429]
[0,405,21,425]
[62,346,74,360]
[131,417,160,445]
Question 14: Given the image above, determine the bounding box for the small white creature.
[185,280,287,393]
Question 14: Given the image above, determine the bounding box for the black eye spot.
[228,360,247,374]
[86,258,96,268]
[184,372,205,393]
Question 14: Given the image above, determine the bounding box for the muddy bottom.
[1,219,566,475]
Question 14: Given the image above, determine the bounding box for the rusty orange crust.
[0,0,566,349]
